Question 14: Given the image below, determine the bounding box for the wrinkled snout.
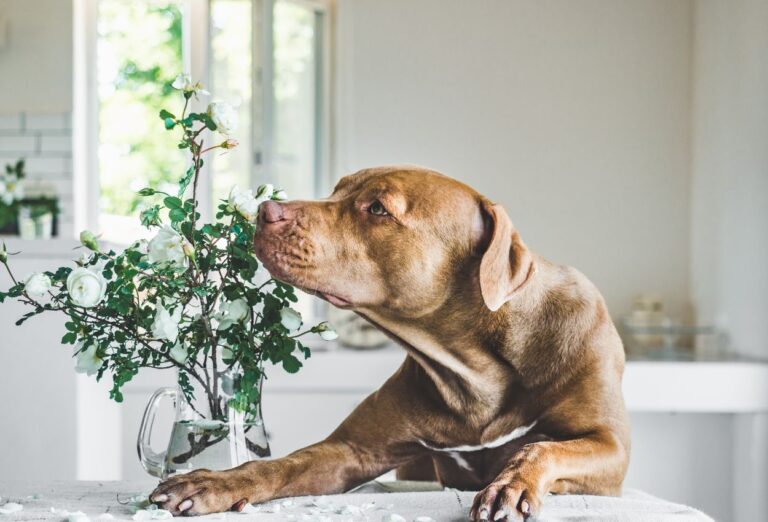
[254,199,307,282]
[259,200,287,224]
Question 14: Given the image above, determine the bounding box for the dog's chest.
[422,421,548,489]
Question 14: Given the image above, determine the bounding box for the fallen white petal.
[26,494,43,500]
[414,517,435,522]
[127,494,150,506]
[239,504,260,514]
[67,510,90,522]
[132,508,172,521]
[0,503,23,515]
[381,515,406,522]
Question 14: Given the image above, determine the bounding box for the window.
[74,0,331,243]
[96,1,187,240]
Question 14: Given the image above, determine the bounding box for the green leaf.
[138,188,156,197]
[178,167,195,197]
[169,208,186,222]
[201,224,220,237]
[281,354,302,373]
[159,109,176,120]
[164,117,176,130]
[61,332,77,345]
[201,113,217,131]
[164,196,183,209]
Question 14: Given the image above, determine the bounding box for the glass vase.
[138,363,270,479]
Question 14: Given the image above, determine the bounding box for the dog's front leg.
[469,430,628,521]
[150,378,423,516]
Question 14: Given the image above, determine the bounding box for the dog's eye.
[369,201,389,216]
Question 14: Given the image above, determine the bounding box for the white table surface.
[0,481,714,522]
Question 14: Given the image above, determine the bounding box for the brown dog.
[150,166,630,521]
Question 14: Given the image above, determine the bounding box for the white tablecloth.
[0,480,714,522]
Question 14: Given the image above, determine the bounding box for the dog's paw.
[150,469,251,516]
[469,476,542,522]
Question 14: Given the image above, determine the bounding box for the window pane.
[273,0,320,201]
[97,0,186,242]
[210,0,253,204]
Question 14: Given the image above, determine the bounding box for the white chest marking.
[419,421,538,454]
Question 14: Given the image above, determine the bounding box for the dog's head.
[254,166,534,318]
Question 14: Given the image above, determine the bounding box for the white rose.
[171,73,192,90]
[25,273,52,298]
[169,343,189,364]
[279,307,302,332]
[320,329,339,341]
[67,267,108,308]
[316,322,339,341]
[216,298,250,331]
[273,189,288,201]
[152,301,182,343]
[228,186,260,222]
[207,101,238,134]
[171,74,209,97]
[74,344,102,376]
[148,225,188,269]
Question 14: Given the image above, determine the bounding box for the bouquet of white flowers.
[0,76,335,466]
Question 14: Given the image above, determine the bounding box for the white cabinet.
[0,239,80,480]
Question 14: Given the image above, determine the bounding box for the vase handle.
[138,386,177,478]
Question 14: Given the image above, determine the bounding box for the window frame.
[73,0,333,239]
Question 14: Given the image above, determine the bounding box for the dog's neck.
[358,286,538,418]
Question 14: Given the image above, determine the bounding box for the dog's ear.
[478,201,535,311]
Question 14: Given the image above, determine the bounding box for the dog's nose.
[260,201,286,224]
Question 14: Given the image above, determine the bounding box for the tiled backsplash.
[0,112,73,237]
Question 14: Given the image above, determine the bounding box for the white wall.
[690,0,768,360]
[0,0,73,112]
[336,0,693,319]
[690,1,768,520]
